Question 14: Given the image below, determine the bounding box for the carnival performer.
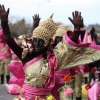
[8,14,40,87]
[53,24,83,100]
[88,28,100,84]
[0,29,11,84]
[8,37,25,87]
[88,68,100,100]
[1,5,100,100]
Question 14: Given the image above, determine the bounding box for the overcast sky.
[0,0,100,26]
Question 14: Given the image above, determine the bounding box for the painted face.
[32,38,45,53]
[55,36,63,45]
[94,73,99,78]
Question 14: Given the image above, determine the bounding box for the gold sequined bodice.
[24,58,50,88]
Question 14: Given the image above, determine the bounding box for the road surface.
[0,84,16,100]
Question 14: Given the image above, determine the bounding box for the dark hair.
[93,68,100,81]
[89,68,100,83]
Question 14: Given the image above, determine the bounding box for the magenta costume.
[1,13,100,100]
[88,82,100,100]
[8,38,25,87]
[18,52,59,100]
[8,61,25,87]
[1,28,100,99]
[0,30,11,77]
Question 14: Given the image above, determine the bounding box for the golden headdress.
[52,24,67,41]
[32,14,57,46]
[52,25,74,40]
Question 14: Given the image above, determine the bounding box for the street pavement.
[0,84,16,100]
[0,74,16,100]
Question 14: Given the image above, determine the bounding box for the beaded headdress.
[32,14,57,46]
[52,24,67,40]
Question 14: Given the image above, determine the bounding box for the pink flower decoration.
[64,88,73,96]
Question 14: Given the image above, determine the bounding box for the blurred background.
[0,0,100,37]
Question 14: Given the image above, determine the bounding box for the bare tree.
[9,16,32,37]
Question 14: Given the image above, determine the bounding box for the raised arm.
[68,11,84,43]
[89,27,96,41]
[0,5,23,59]
[31,14,41,32]
[54,11,100,71]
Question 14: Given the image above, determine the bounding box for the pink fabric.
[6,84,23,95]
[88,83,100,100]
[64,88,73,96]
[65,30,100,76]
[89,42,100,50]
[65,31,100,50]
[80,65,90,73]
[64,31,89,47]
[8,37,25,87]
[23,55,43,70]
[8,61,25,79]
[80,30,95,44]
[9,76,24,87]
[46,52,59,100]
[20,84,51,99]
[55,70,70,91]
[55,66,81,91]
[56,66,80,77]
[79,30,88,44]
[56,70,70,79]
[45,52,57,88]
[70,66,80,76]
[8,61,25,87]
[19,52,59,100]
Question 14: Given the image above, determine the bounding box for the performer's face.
[55,36,63,45]
[32,38,45,53]
[94,73,99,78]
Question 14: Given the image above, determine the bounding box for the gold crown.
[32,14,57,46]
